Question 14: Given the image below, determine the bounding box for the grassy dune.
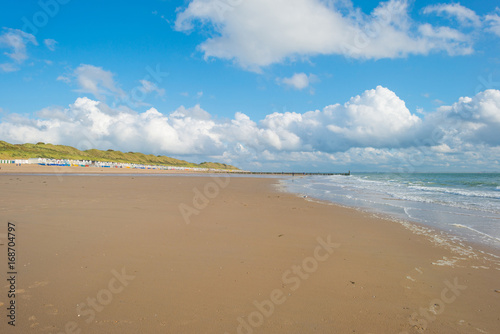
[0,141,238,170]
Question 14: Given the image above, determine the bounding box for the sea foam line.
[451,224,500,244]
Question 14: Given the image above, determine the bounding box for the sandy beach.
[0,168,499,333]
[0,163,225,175]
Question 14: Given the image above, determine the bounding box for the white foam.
[451,224,500,243]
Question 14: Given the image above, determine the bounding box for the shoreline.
[286,187,500,260]
[281,184,500,260]
[278,175,500,255]
[1,172,499,333]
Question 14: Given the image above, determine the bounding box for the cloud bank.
[1,86,499,171]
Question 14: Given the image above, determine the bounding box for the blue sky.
[1,0,500,171]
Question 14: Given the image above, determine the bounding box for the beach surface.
[0,163,225,174]
[0,168,499,333]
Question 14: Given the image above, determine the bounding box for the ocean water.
[282,173,500,250]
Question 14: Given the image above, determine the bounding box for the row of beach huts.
[0,158,239,173]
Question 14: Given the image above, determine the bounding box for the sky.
[0,0,500,172]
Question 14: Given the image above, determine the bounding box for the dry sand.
[0,167,499,333]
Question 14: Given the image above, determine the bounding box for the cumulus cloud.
[44,39,58,51]
[324,86,421,148]
[0,28,37,72]
[423,3,482,27]
[431,89,500,147]
[0,97,223,156]
[280,73,316,90]
[175,0,477,70]
[1,86,499,171]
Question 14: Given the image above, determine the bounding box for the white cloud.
[56,75,71,83]
[485,12,500,37]
[74,64,124,100]
[324,86,421,148]
[172,104,211,120]
[60,64,125,100]
[60,65,169,106]
[0,28,37,72]
[0,98,222,155]
[431,143,453,153]
[0,63,18,73]
[280,73,316,90]
[44,39,58,51]
[419,23,468,41]
[432,89,500,146]
[423,3,482,27]
[175,0,476,70]
[139,79,165,97]
[1,86,499,171]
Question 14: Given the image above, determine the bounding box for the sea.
[281,173,500,251]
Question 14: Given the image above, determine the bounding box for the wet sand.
[0,170,498,333]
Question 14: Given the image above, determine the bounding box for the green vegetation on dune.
[0,141,238,170]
